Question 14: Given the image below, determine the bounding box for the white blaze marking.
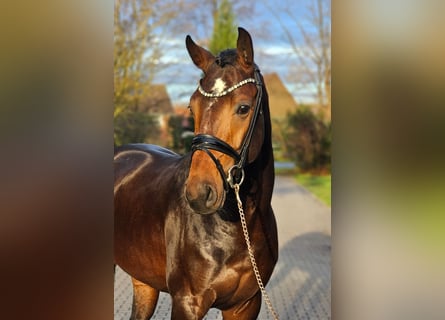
[212,78,226,95]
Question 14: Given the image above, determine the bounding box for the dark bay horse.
[114,27,278,319]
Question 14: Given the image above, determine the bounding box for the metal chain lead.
[234,184,279,320]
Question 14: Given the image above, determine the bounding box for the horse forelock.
[214,49,237,68]
[200,50,252,96]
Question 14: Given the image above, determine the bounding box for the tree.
[114,0,176,145]
[208,0,238,54]
[169,0,253,46]
[268,0,331,119]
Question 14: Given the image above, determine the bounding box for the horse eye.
[236,105,250,115]
[187,105,194,116]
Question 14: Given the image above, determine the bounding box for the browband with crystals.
[198,78,257,98]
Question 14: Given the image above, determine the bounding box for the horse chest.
[165,213,254,293]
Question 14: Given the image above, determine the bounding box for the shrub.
[114,109,160,146]
[285,106,331,172]
[168,114,194,154]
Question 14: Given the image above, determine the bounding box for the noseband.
[190,66,263,191]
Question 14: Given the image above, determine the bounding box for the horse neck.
[246,88,274,204]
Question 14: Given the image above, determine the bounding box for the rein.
[190,66,279,319]
[191,66,263,191]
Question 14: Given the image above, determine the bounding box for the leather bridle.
[190,66,264,191]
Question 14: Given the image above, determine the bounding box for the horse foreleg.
[130,277,159,320]
[170,291,215,320]
[221,291,262,320]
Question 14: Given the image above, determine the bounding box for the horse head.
[184,28,266,214]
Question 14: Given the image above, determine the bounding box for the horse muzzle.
[185,132,247,214]
[185,178,225,214]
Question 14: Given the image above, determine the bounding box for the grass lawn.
[295,173,331,206]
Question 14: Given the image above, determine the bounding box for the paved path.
[114,176,331,319]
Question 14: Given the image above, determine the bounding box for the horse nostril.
[205,184,217,208]
[185,182,220,214]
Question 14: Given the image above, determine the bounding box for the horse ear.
[186,35,215,73]
[236,27,254,69]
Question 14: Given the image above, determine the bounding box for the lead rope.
[233,183,279,320]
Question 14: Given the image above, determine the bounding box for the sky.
[152,0,328,106]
